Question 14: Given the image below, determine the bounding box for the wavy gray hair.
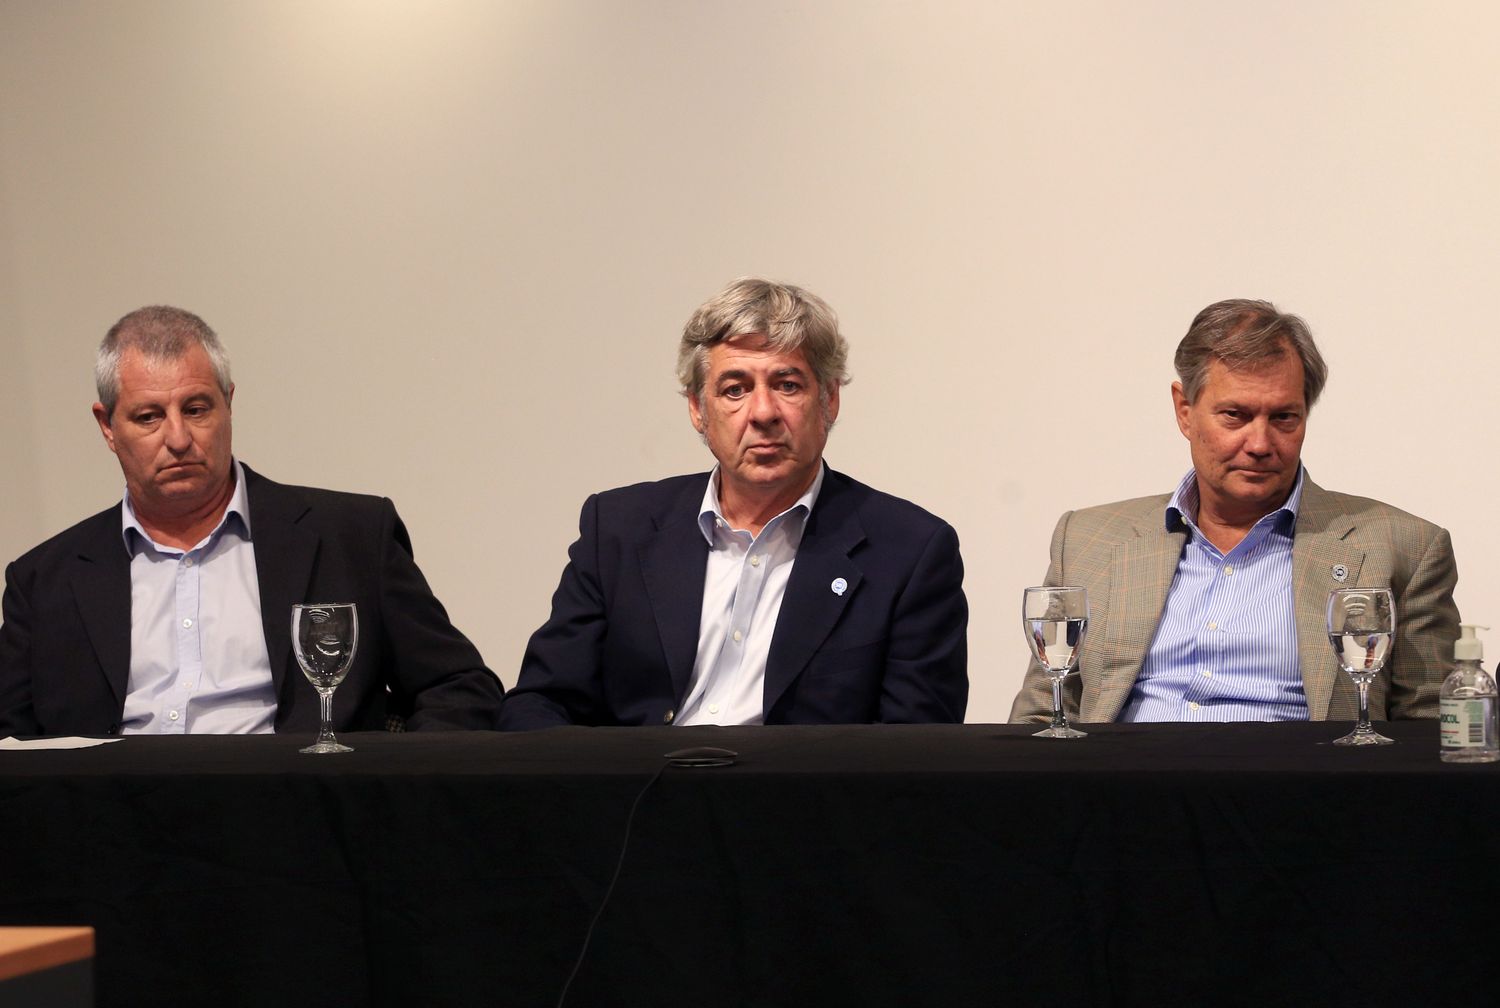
[677,278,851,403]
[96,306,232,419]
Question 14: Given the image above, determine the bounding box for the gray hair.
[1174,298,1328,408]
[96,306,232,418]
[677,277,851,401]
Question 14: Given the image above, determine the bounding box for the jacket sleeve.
[876,521,969,723]
[0,561,40,737]
[1008,511,1084,724]
[376,499,506,730]
[499,494,611,730]
[1386,525,1460,719]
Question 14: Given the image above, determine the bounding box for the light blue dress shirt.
[1118,467,1309,722]
[118,459,277,734]
[676,463,825,726]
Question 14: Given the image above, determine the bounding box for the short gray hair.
[96,306,232,418]
[1174,298,1328,408]
[677,277,851,401]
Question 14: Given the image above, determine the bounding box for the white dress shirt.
[676,464,825,726]
[119,460,277,734]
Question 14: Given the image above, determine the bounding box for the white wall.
[3,0,1496,722]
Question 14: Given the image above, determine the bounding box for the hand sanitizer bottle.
[1439,624,1498,763]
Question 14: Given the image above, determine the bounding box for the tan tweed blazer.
[1009,476,1460,724]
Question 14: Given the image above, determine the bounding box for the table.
[1,722,1495,1007]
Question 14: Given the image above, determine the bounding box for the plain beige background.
[3,0,1495,723]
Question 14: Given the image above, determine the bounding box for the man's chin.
[154,474,206,493]
[148,470,224,503]
[1228,475,1292,503]
[726,460,799,487]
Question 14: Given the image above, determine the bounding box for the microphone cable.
[554,759,670,1008]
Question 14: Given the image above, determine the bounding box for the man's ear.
[92,402,118,455]
[687,391,705,434]
[1171,381,1192,438]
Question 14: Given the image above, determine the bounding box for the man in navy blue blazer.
[500,278,968,729]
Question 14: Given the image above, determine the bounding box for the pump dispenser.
[1439,625,1498,763]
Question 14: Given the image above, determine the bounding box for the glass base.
[1441,750,1500,763]
[300,740,353,754]
[1033,725,1087,739]
[1331,727,1394,746]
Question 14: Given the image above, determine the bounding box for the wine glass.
[293,602,358,754]
[1023,586,1088,739]
[1326,588,1395,746]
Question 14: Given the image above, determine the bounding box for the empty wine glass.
[293,602,358,754]
[1023,586,1088,739]
[1326,588,1395,746]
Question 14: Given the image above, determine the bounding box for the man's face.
[92,343,235,521]
[687,334,838,504]
[1173,345,1307,522]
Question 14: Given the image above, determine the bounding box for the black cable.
[555,759,670,1008]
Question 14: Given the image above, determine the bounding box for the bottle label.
[1440,698,1488,748]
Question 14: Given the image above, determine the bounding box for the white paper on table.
[0,736,123,750]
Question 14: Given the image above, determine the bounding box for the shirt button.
[1206,621,1217,631]
[1201,670,1212,678]
[183,557,194,568]
[1188,702,1200,711]
[182,618,194,629]
[709,704,720,714]
[750,555,760,567]
[733,630,743,643]
[1223,565,1233,575]
[662,709,675,724]
[169,710,181,721]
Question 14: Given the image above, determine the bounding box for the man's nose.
[162,411,192,452]
[748,385,780,424]
[1243,419,1272,455]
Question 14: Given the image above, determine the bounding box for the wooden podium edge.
[0,927,95,983]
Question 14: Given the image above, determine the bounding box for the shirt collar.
[697,461,826,546]
[121,458,252,555]
[1165,464,1305,537]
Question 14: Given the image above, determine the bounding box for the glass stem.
[1355,677,1372,733]
[1049,677,1067,731]
[317,687,337,744]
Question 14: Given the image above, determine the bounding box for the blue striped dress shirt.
[1118,468,1310,722]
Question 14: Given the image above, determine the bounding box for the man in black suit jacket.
[500,278,967,729]
[0,306,501,737]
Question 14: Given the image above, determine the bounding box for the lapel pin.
[831,577,848,597]
[1331,564,1348,583]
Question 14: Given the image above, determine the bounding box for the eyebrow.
[714,366,808,383]
[1214,399,1303,413]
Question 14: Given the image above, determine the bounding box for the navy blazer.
[0,465,502,736]
[500,467,968,728]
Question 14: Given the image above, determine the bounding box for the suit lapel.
[1292,479,1361,720]
[69,509,133,708]
[1090,514,1187,721]
[244,468,320,696]
[639,482,711,705]
[764,473,864,716]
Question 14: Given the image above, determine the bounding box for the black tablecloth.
[2,721,1495,1007]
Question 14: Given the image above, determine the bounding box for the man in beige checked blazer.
[1011,299,1459,725]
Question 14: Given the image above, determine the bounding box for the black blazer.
[0,465,502,735]
[500,467,968,729]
